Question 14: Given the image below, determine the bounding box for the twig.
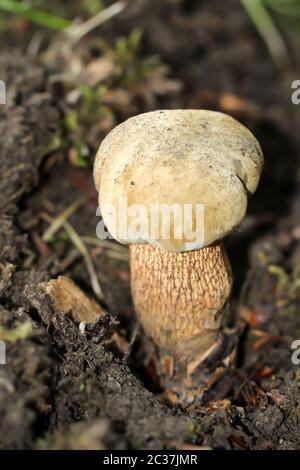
[63,221,104,300]
[81,236,129,253]
[41,213,104,300]
[27,32,45,58]
[81,237,129,261]
[65,1,127,44]
[42,194,88,242]
[97,249,129,262]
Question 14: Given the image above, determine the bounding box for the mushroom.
[94,109,263,390]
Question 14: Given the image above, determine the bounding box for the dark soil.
[1,0,300,450]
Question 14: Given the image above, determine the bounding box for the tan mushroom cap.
[94,109,263,252]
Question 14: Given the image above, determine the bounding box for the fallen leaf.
[102,88,131,107]
[84,57,115,86]
[205,399,231,412]
[219,92,260,116]
[230,434,249,449]
[256,365,276,379]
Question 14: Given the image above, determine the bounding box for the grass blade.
[0,0,72,31]
[241,0,290,68]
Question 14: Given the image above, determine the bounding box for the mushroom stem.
[130,242,232,366]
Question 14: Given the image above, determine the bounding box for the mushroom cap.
[94,109,264,252]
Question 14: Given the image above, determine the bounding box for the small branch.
[65,1,127,44]
[63,221,104,300]
[41,212,104,301]
[81,236,129,253]
[42,194,88,243]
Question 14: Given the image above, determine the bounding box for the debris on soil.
[1,0,300,451]
[43,275,105,323]
[42,419,127,450]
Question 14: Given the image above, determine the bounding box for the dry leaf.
[230,434,249,449]
[219,92,260,116]
[84,57,115,86]
[102,88,131,107]
[256,365,275,379]
[205,399,231,412]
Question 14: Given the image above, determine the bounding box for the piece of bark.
[43,276,105,323]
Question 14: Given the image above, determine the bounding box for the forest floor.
[1,0,300,450]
